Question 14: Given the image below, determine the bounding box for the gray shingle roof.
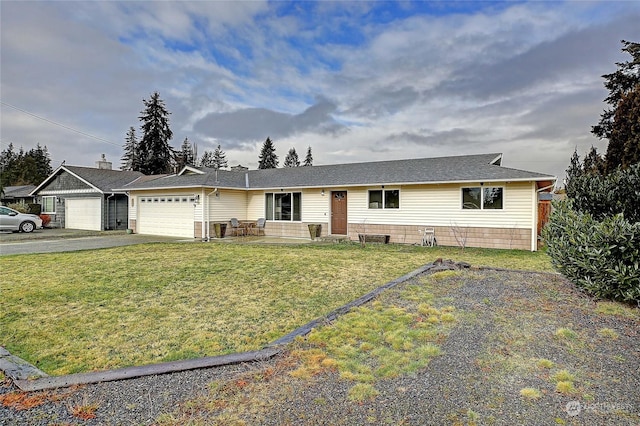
[118,153,555,191]
[63,166,145,192]
[32,166,145,194]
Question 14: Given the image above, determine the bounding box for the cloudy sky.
[1,1,639,180]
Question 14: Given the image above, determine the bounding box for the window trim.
[368,189,400,209]
[461,186,504,210]
[42,196,56,214]
[265,192,302,221]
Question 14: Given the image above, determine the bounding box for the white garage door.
[137,195,195,238]
[65,198,102,231]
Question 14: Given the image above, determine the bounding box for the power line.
[0,100,121,147]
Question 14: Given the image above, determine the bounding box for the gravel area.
[1,269,638,425]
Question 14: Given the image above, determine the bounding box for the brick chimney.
[96,154,112,170]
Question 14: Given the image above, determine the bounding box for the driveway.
[0,229,191,255]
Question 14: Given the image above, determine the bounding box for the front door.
[331,191,347,235]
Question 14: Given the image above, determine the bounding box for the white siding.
[207,189,248,222]
[347,182,535,229]
[246,188,331,222]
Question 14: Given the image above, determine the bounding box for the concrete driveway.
[0,229,191,255]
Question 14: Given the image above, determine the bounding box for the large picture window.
[265,192,301,221]
[368,189,400,209]
[462,187,503,210]
[42,196,56,214]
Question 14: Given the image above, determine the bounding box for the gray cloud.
[192,98,345,147]
[436,14,640,100]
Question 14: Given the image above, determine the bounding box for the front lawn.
[0,242,552,375]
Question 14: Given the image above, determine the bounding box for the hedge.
[543,201,640,303]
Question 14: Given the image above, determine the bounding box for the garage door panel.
[66,198,101,231]
[138,197,194,238]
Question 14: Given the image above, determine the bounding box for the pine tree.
[258,137,278,169]
[591,40,640,172]
[610,84,640,168]
[199,150,214,168]
[303,146,313,166]
[121,126,138,171]
[30,143,52,183]
[138,91,174,174]
[283,148,300,167]
[176,137,196,170]
[582,146,605,175]
[212,144,228,169]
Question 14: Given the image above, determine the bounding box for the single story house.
[1,185,37,206]
[30,156,145,231]
[117,153,556,251]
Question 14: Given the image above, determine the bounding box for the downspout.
[106,193,115,230]
[201,189,207,241]
[205,188,218,241]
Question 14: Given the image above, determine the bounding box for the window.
[462,187,503,210]
[42,196,56,214]
[265,192,301,221]
[368,189,400,209]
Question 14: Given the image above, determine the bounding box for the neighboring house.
[117,153,556,251]
[30,156,145,230]
[1,185,37,206]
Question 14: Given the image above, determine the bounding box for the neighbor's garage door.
[137,195,195,238]
[65,198,102,230]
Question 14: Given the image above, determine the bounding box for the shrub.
[39,214,51,227]
[567,163,640,223]
[543,201,640,302]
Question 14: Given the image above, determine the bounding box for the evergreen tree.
[582,146,605,175]
[610,84,640,168]
[29,144,52,184]
[138,91,174,174]
[121,126,138,171]
[0,143,51,188]
[199,150,215,168]
[176,137,196,170]
[258,137,278,169]
[303,146,313,166]
[283,148,300,167]
[564,149,582,199]
[591,40,640,172]
[212,144,228,169]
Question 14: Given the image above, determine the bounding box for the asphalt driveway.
[0,229,191,255]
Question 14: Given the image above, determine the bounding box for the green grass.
[0,242,551,375]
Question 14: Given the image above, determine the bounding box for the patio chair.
[229,218,244,236]
[251,218,266,236]
[420,227,436,247]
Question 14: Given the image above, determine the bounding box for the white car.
[0,206,43,233]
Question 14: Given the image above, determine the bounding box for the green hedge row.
[543,201,640,303]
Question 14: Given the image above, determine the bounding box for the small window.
[42,196,56,214]
[182,197,188,203]
[368,189,399,209]
[141,198,146,203]
[153,198,159,203]
[369,190,382,209]
[167,198,172,203]
[160,198,166,202]
[189,197,196,203]
[462,187,503,210]
[265,192,302,221]
[384,190,399,209]
[483,187,503,209]
[174,197,181,202]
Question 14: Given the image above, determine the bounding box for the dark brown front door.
[331,191,347,235]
